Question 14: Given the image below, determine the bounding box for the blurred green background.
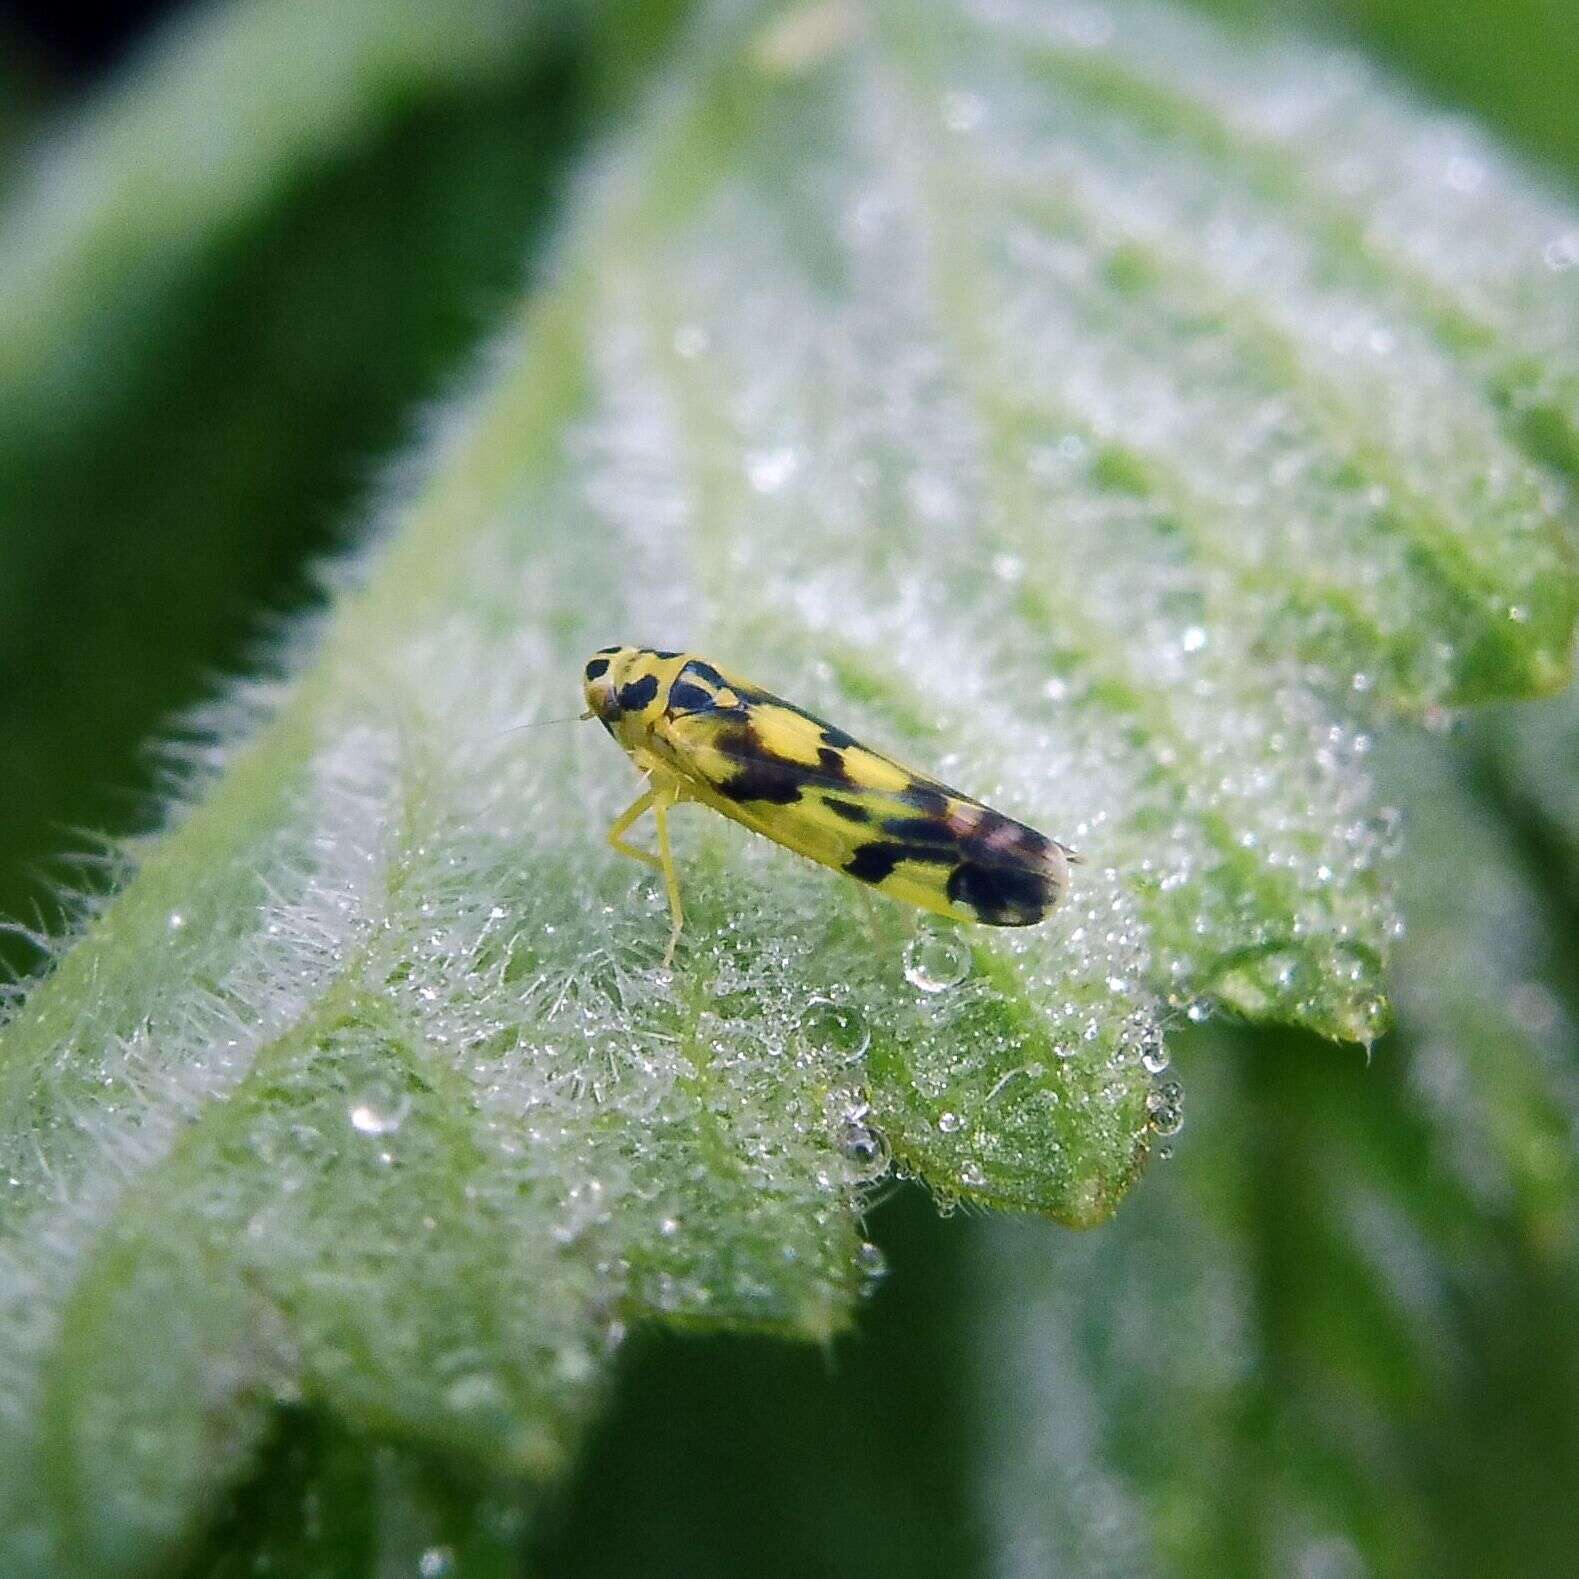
[2,1,1575,1574]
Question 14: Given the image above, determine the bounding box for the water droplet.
[420,1547,456,1579]
[855,1240,887,1287]
[349,1083,411,1137]
[1138,1023,1170,1075]
[838,1120,889,1178]
[1354,995,1387,1045]
[1146,1079,1184,1137]
[937,1110,964,1134]
[799,997,870,1059]
[960,1160,987,1188]
[903,932,972,993]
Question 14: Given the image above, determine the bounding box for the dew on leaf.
[903,930,973,993]
[1146,1080,1185,1138]
[348,1084,411,1137]
[798,996,871,1060]
[854,1240,888,1287]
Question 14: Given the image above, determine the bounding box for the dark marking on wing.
[584,656,611,680]
[846,838,955,885]
[881,814,957,847]
[711,724,806,805]
[719,760,807,804]
[819,723,859,750]
[899,783,951,819]
[844,843,908,884]
[964,810,1057,870]
[994,821,1054,862]
[825,797,872,824]
[817,746,854,781]
[681,659,728,689]
[618,674,659,712]
[946,861,1052,925]
[667,681,715,715]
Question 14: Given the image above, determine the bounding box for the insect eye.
[584,656,611,682]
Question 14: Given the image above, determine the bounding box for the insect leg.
[607,787,662,870]
[653,790,685,969]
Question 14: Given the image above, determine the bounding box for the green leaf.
[2,0,1575,1571]
[971,723,1579,1575]
[181,1408,533,1579]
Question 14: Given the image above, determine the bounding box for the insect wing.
[660,691,1066,925]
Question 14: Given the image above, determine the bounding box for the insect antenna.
[487,711,594,740]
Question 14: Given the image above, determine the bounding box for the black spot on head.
[845,842,908,884]
[819,723,859,750]
[584,656,611,681]
[946,861,1052,925]
[617,674,659,712]
[667,682,715,715]
[881,814,957,848]
[596,644,621,655]
[825,797,872,824]
[649,648,683,660]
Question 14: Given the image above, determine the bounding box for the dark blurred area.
[2,0,176,76]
